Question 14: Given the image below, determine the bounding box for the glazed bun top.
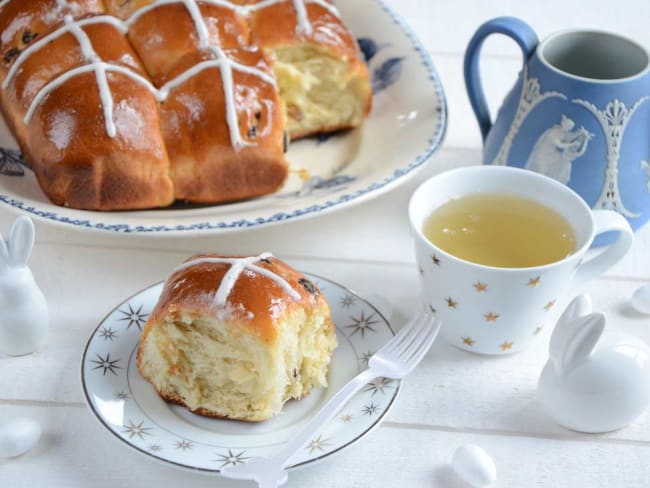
[143,253,330,344]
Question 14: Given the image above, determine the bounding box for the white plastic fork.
[220,311,441,487]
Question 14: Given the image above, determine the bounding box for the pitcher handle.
[573,210,633,285]
[464,17,539,141]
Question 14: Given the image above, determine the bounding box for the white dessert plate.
[81,273,400,474]
[0,0,446,235]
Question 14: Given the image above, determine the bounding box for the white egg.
[0,417,42,459]
[451,444,497,488]
[631,283,650,315]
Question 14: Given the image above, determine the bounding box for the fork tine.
[382,322,419,357]
[403,318,440,369]
[378,311,425,356]
[397,314,434,359]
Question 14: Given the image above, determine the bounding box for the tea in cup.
[408,166,633,354]
[423,192,577,268]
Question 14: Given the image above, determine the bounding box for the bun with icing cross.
[0,0,371,210]
[137,253,337,421]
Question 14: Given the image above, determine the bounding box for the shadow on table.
[431,464,475,487]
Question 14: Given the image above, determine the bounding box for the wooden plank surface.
[3,1,650,486]
[2,404,649,488]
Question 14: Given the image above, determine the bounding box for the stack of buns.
[0,0,371,210]
[137,253,337,421]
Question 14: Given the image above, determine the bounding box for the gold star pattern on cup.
[527,276,541,287]
[431,254,441,266]
[473,281,488,292]
[445,297,458,308]
[544,299,556,311]
[500,341,513,351]
[484,312,500,322]
[462,336,475,346]
[534,325,544,335]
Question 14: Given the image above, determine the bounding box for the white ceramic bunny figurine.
[0,216,48,356]
[538,294,650,433]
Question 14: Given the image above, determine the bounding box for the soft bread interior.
[138,306,337,422]
[272,43,370,139]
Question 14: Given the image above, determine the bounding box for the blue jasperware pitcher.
[464,17,650,234]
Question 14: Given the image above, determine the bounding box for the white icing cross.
[52,0,80,16]
[21,15,144,137]
[45,0,83,24]
[173,252,302,308]
[132,0,341,37]
[2,0,339,146]
[3,16,129,92]
[11,2,275,148]
[161,0,275,150]
[237,0,341,37]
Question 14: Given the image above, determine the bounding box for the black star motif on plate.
[339,293,356,309]
[148,444,162,452]
[306,434,330,453]
[174,439,194,451]
[345,311,380,338]
[363,377,395,396]
[90,353,121,376]
[99,327,117,342]
[359,350,373,366]
[118,303,149,331]
[339,413,353,423]
[213,449,249,468]
[123,420,152,439]
[362,402,380,416]
[113,391,129,400]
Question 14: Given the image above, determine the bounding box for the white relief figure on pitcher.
[490,66,567,166]
[525,115,592,184]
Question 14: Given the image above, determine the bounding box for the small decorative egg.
[451,444,497,488]
[0,417,42,459]
[631,283,650,315]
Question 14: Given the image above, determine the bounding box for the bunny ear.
[556,294,592,328]
[549,312,605,376]
[549,294,592,365]
[8,216,35,267]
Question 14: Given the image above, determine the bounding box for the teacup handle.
[464,17,538,141]
[573,210,633,285]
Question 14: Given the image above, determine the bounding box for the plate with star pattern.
[81,273,400,474]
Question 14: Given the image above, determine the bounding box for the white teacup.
[408,166,633,354]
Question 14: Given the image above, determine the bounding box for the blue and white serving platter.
[81,273,399,474]
[0,0,446,235]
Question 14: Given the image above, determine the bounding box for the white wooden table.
[3,1,650,486]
